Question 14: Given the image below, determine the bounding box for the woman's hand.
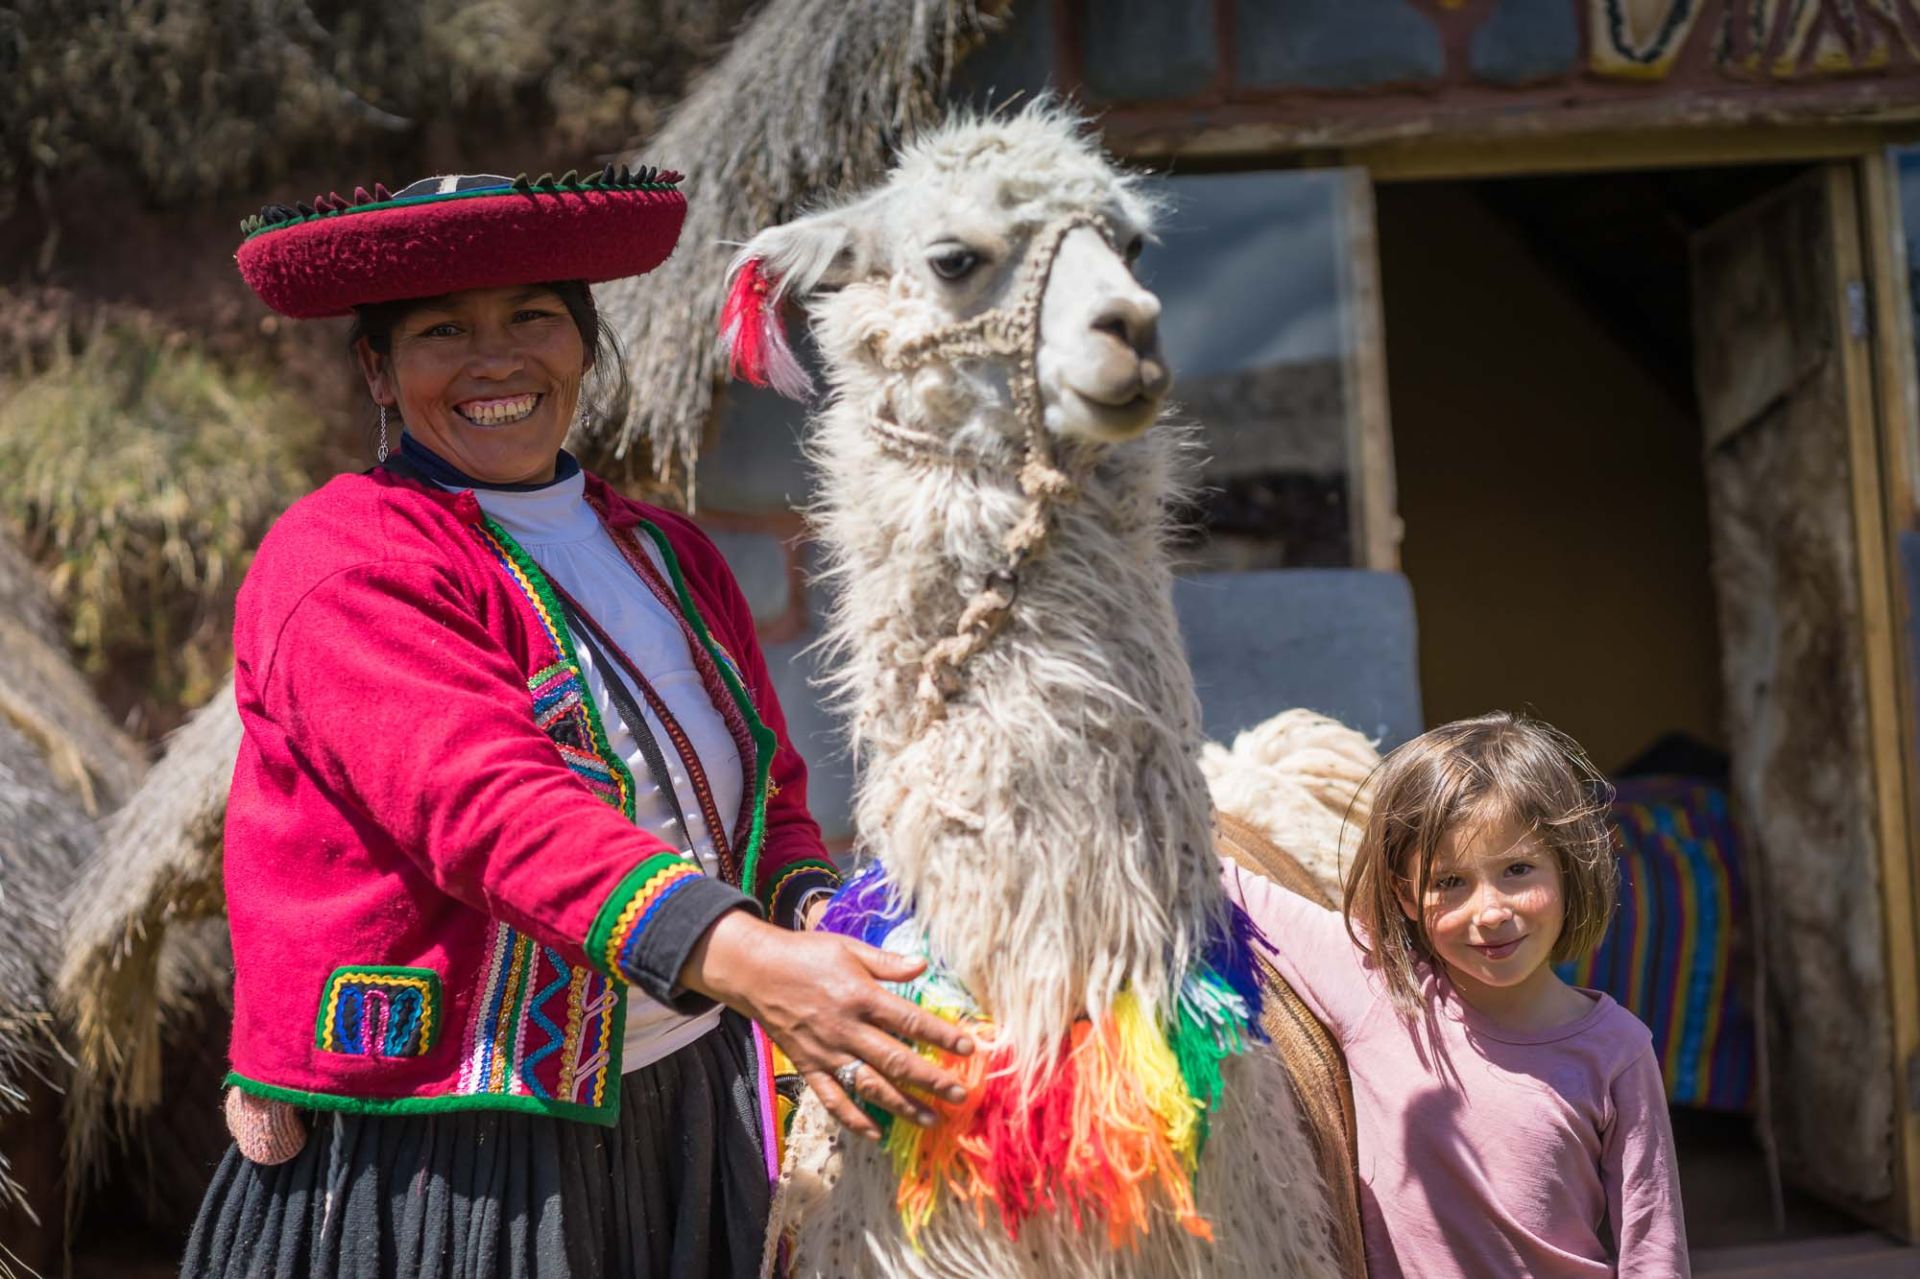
[679,910,974,1140]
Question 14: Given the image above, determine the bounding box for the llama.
[1201,709,1380,903]
[725,105,1342,1278]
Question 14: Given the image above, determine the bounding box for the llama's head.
[725,104,1169,445]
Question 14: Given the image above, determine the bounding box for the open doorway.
[1375,165,1880,1252]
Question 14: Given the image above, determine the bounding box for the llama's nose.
[1089,292,1161,360]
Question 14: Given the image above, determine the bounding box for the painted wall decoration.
[1592,0,1920,80]
[1064,0,1920,108]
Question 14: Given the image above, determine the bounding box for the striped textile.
[1556,777,1757,1112]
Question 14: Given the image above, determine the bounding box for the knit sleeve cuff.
[761,859,842,931]
[587,854,760,1010]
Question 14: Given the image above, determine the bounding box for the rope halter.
[863,211,1120,725]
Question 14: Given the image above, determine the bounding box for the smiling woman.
[192,170,976,1279]
[351,282,606,484]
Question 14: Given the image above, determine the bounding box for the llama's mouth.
[1063,387,1163,440]
[455,393,543,426]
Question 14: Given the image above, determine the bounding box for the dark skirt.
[183,1015,770,1279]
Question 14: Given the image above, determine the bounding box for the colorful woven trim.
[477,519,636,820]
[586,852,706,984]
[315,966,441,1058]
[766,858,841,929]
[457,518,649,1114]
[1557,778,1756,1111]
[238,165,682,241]
[458,921,622,1110]
[815,865,1267,1246]
[623,519,779,893]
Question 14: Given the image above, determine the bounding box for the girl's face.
[357,284,587,486]
[1399,813,1567,1001]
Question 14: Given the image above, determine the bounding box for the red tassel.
[720,258,812,399]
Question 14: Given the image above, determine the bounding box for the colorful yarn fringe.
[817,865,1266,1247]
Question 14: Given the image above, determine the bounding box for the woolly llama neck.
[815,405,1228,1056]
[729,109,1230,1072]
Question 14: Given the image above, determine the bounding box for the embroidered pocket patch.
[316,966,441,1058]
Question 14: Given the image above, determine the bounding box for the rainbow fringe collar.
[816,865,1267,1247]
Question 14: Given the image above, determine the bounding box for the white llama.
[725,107,1341,1278]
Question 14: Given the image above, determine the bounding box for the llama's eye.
[1123,236,1145,265]
[928,247,981,281]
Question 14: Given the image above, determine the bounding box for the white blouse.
[464,471,742,1073]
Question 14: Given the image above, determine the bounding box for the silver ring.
[832,1059,864,1093]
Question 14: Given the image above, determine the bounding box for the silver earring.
[377,405,390,463]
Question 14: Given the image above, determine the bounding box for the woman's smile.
[455,392,544,426]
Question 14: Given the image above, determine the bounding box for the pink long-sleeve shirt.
[1224,862,1689,1278]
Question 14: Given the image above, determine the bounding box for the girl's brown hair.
[1341,711,1617,1013]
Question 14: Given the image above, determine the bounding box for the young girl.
[1225,711,1688,1278]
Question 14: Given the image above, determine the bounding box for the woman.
[187,168,970,1278]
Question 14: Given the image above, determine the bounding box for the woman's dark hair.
[348,279,631,449]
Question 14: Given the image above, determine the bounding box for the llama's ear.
[740,203,884,298]
[721,205,884,400]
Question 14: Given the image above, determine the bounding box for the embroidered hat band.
[236,166,687,319]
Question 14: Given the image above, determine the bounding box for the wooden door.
[1692,163,1920,1237]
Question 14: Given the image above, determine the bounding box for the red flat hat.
[236,168,686,319]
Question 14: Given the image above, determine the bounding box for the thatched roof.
[0,718,93,1221]
[0,530,146,1214]
[0,533,145,818]
[593,0,1012,490]
[0,313,334,733]
[2,0,754,222]
[55,678,237,1185]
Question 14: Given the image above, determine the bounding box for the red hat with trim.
[235,166,686,319]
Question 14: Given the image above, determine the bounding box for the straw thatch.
[55,678,238,1190]
[593,0,1013,490]
[0,311,331,734]
[0,528,146,1229]
[0,718,91,1222]
[1,0,753,224]
[0,530,146,819]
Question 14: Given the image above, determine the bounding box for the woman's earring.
[377,404,390,463]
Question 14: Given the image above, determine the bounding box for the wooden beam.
[1861,150,1920,529]
[1859,147,1920,1242]
[1829,158,1920,1241]
[1109,119,1920,184]
[1350,125,1920,184]
[1100,85,1920,172]
[1339,171,1400,571]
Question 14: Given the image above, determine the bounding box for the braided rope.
[864,213,1113,727]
